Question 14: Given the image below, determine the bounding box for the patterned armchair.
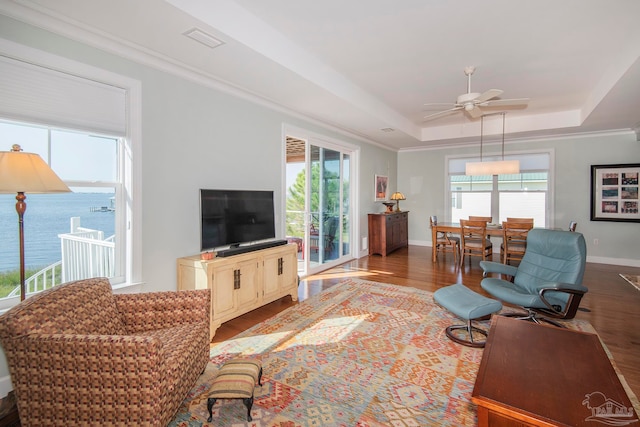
[0,277,210,426]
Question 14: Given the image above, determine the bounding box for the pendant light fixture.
[465,112,520,176]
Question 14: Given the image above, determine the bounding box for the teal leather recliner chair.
[480,228,588,327]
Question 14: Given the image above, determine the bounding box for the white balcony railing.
[5,218,115,299]
[7,261,63,298]
[59,218,115,282]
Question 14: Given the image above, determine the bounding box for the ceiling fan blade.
[423,102,458,111]
[423,107,462,121]
[474,89,503,103]
[480,98,530,108]
[466,105,484,119]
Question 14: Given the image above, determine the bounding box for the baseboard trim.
[587,256,640,268]
[409,240,639,267]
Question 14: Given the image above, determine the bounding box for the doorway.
[285,134,355,276]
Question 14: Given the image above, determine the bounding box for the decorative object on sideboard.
[0,144,71,300]
[390,191,406,212]
[382,202,395,213]
[465,112,520,176]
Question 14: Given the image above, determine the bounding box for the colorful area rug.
[620,274,640,292]
[168,279,606,426]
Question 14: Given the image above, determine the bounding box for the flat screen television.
[200,189,276,251]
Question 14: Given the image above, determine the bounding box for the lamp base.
[16,192,26,301]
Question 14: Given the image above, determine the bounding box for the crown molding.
[399,129,637,153]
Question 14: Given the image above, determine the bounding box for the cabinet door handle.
[234,269,241,289]
[278,257,283,275]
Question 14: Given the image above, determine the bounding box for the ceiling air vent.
[183,28,225,50]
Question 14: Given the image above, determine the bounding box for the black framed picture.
[590,163,640,222]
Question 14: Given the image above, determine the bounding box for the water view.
[0,192,115,272]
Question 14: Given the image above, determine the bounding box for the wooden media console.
[177,243,299,339]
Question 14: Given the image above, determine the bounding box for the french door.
[285,134,354,277]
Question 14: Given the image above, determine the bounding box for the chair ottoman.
[434,283,502,348]
[207,358,263,422]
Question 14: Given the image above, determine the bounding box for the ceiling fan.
[423,66,529,121]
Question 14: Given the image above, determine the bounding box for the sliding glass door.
[285,135,353,276]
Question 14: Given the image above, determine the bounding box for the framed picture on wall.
[374,174,389,201]
[590,163,640,222]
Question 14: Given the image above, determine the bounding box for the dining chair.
[430,216,459,263]
[469,216,493,223]
[309,223,319,253]
[323,216,340,256]
[459,219,493,265]
[506,217,534,225]
[504,218,534,259]
[501,220,534,264]
[469,216,494,240]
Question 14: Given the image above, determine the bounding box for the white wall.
[398,132,640,266]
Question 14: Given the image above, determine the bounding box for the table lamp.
[0,144,71,300]
[390,192,406,212]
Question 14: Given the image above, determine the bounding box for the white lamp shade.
[465,160,520,176]
[0,149,71,194]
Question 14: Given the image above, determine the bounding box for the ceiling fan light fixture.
[423,67,529,122]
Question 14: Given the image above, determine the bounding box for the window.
[448,153,551,226]
[0,39,140,304]
[0,121,125,295]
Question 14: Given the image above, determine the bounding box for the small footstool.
[207,358,263,422]
[433,283,502,348]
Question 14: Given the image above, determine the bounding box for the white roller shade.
[0,55,126,136]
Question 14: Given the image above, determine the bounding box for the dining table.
[431,222,504,262]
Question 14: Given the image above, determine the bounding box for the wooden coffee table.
[472,316,639,427]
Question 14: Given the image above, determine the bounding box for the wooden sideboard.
[472,316,639,427]
[177,243,298,339]
[368,211,409,256]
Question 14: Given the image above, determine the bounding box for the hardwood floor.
[214,245,640,400]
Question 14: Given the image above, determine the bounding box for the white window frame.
[0,38,142,309]
[445,149,555,227]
